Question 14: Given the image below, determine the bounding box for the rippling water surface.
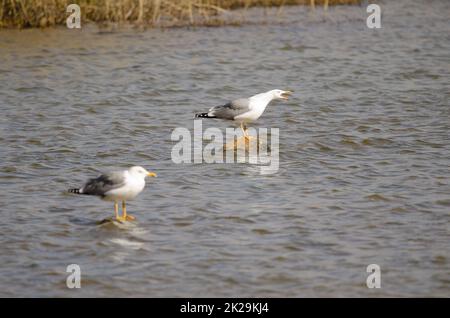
[0,0,449,297]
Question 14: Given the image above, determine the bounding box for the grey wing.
[208,98,251,120]
[81,171,126,196]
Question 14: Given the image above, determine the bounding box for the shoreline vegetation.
[0,0,361,29]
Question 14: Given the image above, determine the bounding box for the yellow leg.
[223,122,255,150]
[123,200,135,221]
[240,123,250,142]
[115,202,126,222]
[240,122,246,136]
[225,123,244,150]
[114,202,119,219]
[244,127,249,140]
[242,124,255,142]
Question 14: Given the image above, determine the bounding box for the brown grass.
[0,0,361,28]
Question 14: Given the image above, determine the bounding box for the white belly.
[234,108,265,123]
[103,179,145,201]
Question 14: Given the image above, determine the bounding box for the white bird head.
[128,166,157,178]
[271,89,293,100]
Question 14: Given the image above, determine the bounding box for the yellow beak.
[281,90,293,100]
[147,172,157,177]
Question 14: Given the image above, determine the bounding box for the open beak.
[147,172,157,177]
[281,90,293,100]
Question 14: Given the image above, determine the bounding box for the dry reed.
[0,0,361,28]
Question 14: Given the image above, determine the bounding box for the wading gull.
[68,166,157,222]
[195,89,292,140]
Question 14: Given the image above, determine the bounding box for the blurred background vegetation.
[0,0,362,28]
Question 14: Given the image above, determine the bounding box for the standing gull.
[68,166,157,222]
[195,89,292,140]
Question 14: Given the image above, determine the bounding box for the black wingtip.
[68,188,81,194]
[195,113,215,119]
